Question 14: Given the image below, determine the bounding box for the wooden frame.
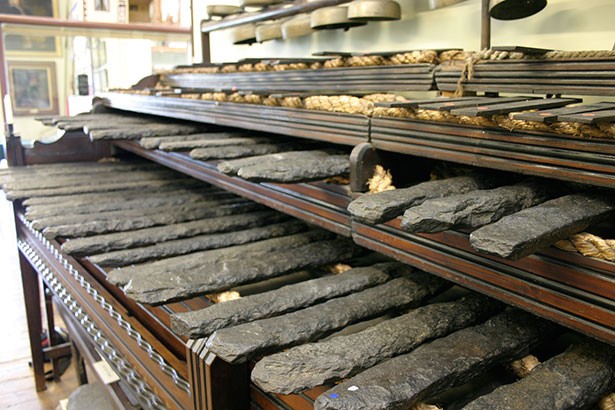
[8,61,59,116]
[4,0,61,56]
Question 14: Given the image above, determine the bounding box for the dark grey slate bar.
[171,262,403,338]
[123,237,363,305]
[160,137,273,152]
[348,174,503,225]
[401,180,560,233]
[462,340,615,410]
[25,189,230,220]
[107,230,335,286]
[206,273,448,364]
[90,123,209,140]
[6,178,191,201]
[236,153,349,183]
[61,210,286,256]
[190,143,295,160]
[43,201,263,239]
[139,133,239,150]
[218,150,338,175]
[314,310,556,410]
[470,192,615,259]
[88,219,307,267]
[252,293,503,394]
[30,197,244,230]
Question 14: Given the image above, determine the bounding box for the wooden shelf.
[112,139,615,345]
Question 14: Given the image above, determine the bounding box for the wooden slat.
[558,109,615,124]
[513,102,615,123]
[450,98,582,117]
[418,96,533,111]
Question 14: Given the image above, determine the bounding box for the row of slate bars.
[2,157,614,410]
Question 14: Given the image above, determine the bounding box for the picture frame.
[8,61,59,116]
[3,0,61,56]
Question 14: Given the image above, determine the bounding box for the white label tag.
[93,360,120,385]
[59,398,68,410]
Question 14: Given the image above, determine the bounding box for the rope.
[368,165,395,193]
[304,95,375,116]
[599,393,615,410]
[554,232,615,261]
[206,291,241,303]
[509,355,541,378]
[390,50,438,65]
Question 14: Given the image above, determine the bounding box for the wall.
[192,0,615,63]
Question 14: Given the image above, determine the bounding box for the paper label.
[93,360,120,385]
[59,399,68,410]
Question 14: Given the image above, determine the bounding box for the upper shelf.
[101,92,615,189]
[200,0,351,33]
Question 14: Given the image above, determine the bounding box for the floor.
[0,184,80,409]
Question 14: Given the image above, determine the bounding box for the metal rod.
[200,0,352,33]
[481,0,491,50]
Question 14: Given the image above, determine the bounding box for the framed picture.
[8,61,59,116]
[3,0,61,56]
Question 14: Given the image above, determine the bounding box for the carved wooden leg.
[43,282,61,381]
[19,252,46,391]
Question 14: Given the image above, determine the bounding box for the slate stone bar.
[190,143,296,160]
[61,210,287,256]
[218,150,344,176]
[171,262,404,338]
[6,178,192,201]
[160,137,273,152]
[139,133,238,150]
[348,174,503,225]
[401,180,559,233]
[43,201,263,239]
[315,310,556,410]
[21,180,204,207]
[2,169,179,191]
[25,189,231,220]
[206,273,448,364]
[31,197,245,230]
[107,230,335,286]
[88,219,308,267]
[252,293,503,394]
[122,237,363,304]
[90,123,209,140]
[470,192,615,259]
[462,340,615,410]
[235,153,350,183]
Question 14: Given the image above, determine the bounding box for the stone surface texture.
[43,202,262,238]
[252,293,503,394]
[171,262,404,338]
[89,219,307,267]
[218,150,338,175]
[107,230,335,286]
[61,210,286,256]
[348,174,502,225]
[314,310,555,410]
[206,273,448,363]
[190,144,294,160]
[122,237,362,304]
[401,180,558,233]
[470,192,615,259]
[461,340,615,410]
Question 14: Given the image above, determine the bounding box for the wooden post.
[18,252,46,392]
[481,0,491,50]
